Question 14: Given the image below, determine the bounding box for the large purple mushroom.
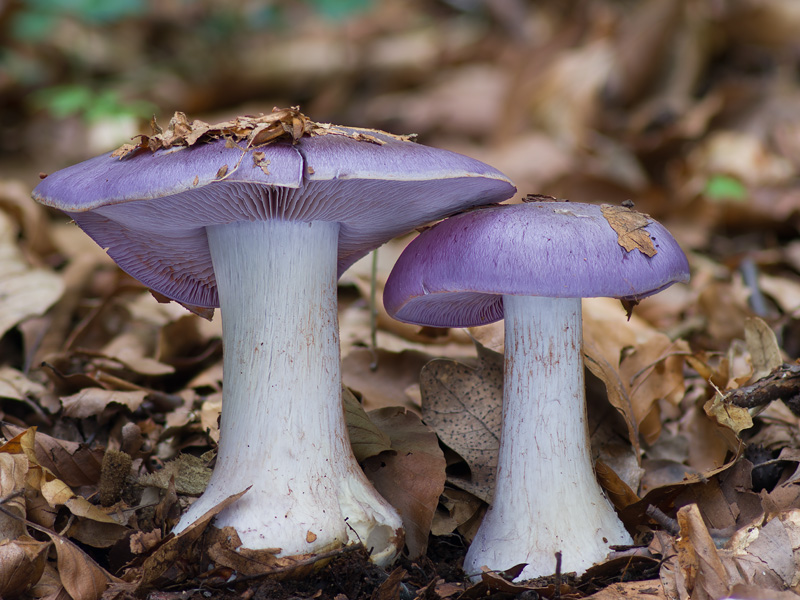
[33,112,516,565]
[384,201,689,580]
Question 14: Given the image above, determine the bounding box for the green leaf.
[704,174,748,203]
[344,386,393,462]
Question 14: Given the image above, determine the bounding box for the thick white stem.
[464,295,632,581]
[173,220,402,564]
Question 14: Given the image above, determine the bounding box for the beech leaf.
[0,211,63,339]
[362,407,446,558]
[47,533,119,600]
[344,386,393,462]
[601,204,657,257]
[419,348,503,503]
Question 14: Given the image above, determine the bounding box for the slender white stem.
[464,295,632,581]
[172,220,402,564]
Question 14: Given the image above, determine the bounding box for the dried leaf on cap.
[601,204,657,257]
[111,107,415,160]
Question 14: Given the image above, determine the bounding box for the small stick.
[646,505,680,535]
[0,490,24,506]
[646,504,737,547]
[740,258,769,317]
[554,551,562,600]
[725,363,800,414]
[369,249,379,371]
[205,542,366,586]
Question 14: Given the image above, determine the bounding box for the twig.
[204,542,366,586]
[0,502,59,539]
[0,489,24,506]
[646,504,739,547]
[369,249,379,371]
[554,551,562,600]
[646,505,680,535]
[740,257,770,317]
[725,363,800,415]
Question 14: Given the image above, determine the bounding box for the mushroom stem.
[173,219,402,564]
[464,295,632,581]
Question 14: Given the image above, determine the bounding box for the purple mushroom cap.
[33,127,515,308]
[384,202,690,328]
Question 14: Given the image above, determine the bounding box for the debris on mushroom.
[383,201,689,581]
[32,107,516,568]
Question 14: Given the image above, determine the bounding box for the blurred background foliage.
[4,0,800,278]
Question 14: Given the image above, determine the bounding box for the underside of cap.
[34,129,515,308]
[383,202,691,328]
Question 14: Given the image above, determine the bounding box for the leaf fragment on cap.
[110,106,415,160]
[252,151,271,175]
[601,204,657,257]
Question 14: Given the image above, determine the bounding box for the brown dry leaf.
[362,407,446,558]
[461,565,573,599]
[46,532,120,600]
[342,348,432,412]
[343,386,393,462]
[252,151,271,175]
[60,388,148,419]
[759,273,800,315]
[68,517,129,549]
[727,585,800,600]
[27,562,66,600]
[600,204,657,257]
[0,536,48,598]
[204,526,319,580]
[0,426,37,463]
[1,423,103,488]
[703,393,753,435]
[620,334,689,445]
[130,529,162,555]
[664,506,800,599]
[214,164,228,179]
[668,502,800,598]
[685,402,740,473]
[595,459,640,510]
[111,107,406,160]
[39,471,75,506]
[419,347,503,503]
[744,316,783,381]
[136,489,247,591]
[728,513,797,590]
[584,297,688,452]
[585,579,668,599]
[0,451,27,540]
[431,487,484,536]
[0,366,47,402]
[674,503,729,599]
[18,451,114,525]
[0,180,59,258]
[199,393,222,443]
[100,329,176,376]
[0,210,64,340]
[64,496,120,524]
[372,567,406,600]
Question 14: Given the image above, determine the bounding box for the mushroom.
[32,110,516,565]
[383,201,690,580]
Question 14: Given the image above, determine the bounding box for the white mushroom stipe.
[172,220,402,564]
[463,295,633,581]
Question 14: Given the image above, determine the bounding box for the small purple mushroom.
[33,117,515,565]
[384,201,690,580]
